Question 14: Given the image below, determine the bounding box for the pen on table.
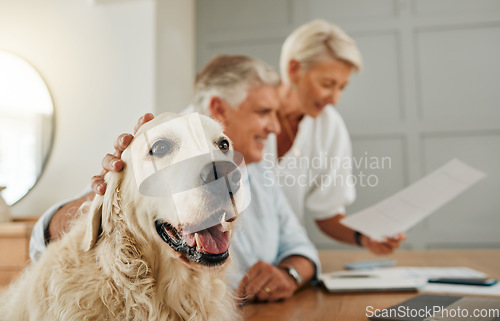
[328,274,374,279]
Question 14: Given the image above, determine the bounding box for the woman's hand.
[361,233,407,256]
[316,215,407,255]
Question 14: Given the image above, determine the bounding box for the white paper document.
[320,276,423,293]
[320,266,492,294]
[319,267,426,292]
[322,266,486,282]
[341,159,486,240]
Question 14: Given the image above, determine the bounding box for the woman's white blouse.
[261,107,356,224]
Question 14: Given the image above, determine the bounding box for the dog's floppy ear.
[81,195,103,252]
[82,171,122,251]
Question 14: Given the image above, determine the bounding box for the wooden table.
[241,249,500,321]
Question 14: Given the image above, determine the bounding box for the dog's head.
[82,113,249,269]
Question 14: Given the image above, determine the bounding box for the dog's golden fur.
[0,114,240,321]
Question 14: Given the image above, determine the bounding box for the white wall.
[156,0,195,113]
[1,0,156,216]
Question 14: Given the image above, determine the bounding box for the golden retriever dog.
[0,113,245,321]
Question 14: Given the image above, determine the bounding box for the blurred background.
[1,0,499,250]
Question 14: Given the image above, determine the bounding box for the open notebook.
[319,266,488,293]
[320,273,424,293]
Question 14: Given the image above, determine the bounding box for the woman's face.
[293,58,353,118]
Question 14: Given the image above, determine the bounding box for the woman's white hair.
[193,55,281,115]
[280,19,363,85]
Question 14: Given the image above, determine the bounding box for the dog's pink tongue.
[200,225,230,254]
[184,224,230,255]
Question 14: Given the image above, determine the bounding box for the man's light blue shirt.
[228,162,320,287]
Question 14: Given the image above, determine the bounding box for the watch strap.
[354,231,363,247]
[281,264,302,285]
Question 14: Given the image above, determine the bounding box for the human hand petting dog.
[237,260,298,303]
[91,113,155,195]
[361,233,407,256]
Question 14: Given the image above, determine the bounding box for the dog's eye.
[218,139,230,154]
[149,139,173,157]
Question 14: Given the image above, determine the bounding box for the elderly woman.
[264,19,405,255]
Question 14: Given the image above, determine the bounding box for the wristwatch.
[281,264,302,285]
[354,231,363,247]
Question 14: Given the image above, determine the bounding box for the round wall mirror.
[0,51,55,205]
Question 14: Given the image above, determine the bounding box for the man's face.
[218,85,281,164]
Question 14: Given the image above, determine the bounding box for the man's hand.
[237,261,298,303]
[91,113,154,195]
[361,233,407,256]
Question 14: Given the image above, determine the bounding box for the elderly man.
[30,55,319,303]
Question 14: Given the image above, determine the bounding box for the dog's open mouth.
[155,219,231,266]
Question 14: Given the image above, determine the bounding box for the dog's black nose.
[200,161,241,193]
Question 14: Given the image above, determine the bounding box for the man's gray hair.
[193,55,281,115]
